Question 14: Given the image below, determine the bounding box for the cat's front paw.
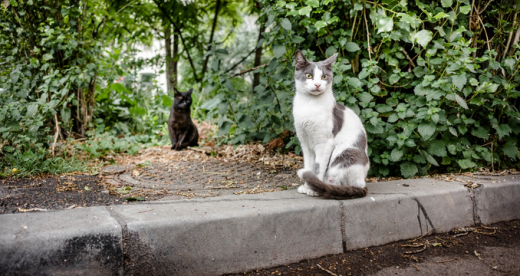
[298,184,319,197]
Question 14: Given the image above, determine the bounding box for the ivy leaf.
[452,74,467,91]
[315,20,327,30]
[43,53,53,61]
[306,0,319,7]
[292,35,305,44]
[449,127,458,137]
[390,148,404,161]
[411,30,433,47]
[400,162,418,178]
[493,124,512,139]
[454,94,468,109]
[428,140,447,157]
[389,74,400,84]
[418,122,436,140]
[347,77,362,88]
[504,58,516,70]
[378,17,394,33]
[280,18,292,31]
[272,44,286,58]
[503,142,518,160]
[345,42,360,52]
[459,6,472,14]
[357,92,374,103]
[299,6,312,17]
[339,37,347,46]
[458,159,476,169]
[26,104,38,118]
[441,0,453,8]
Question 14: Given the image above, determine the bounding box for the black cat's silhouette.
[167,88,199,150]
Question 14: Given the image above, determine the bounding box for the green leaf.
[292,36,305,44]
[458,159,476,169]
[441,0,453,8]
[315,20,327,30]
[418,122,436,139]
[272,44,286,59]
[428,140,447,157]
[454,94,468,109]
[494,124,512,139]
[411,30,433,47]
[43,53,53,61]
[426,154,439,166]
[347,77,362,88]
[26,104,38,118]
[306,0,319,7]
[452,74,467,91]
[471,127,489,139]
[339,37,347,46]
[389,74,400,84]
[280,18,292,31]
[357,92,374,103]
[503,142,518,160]
[459,5,471,14]
[400,163,418,178]
[299,6,312,17]
[345,42,360,52]
[378,17,394,33]
[390,148,404,162]
[126,196,145,201]
[504,58,516,70]
[449,127,458,137]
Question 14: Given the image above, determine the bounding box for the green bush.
[210,0,520,177]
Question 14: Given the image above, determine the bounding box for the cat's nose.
[315,84,321,88]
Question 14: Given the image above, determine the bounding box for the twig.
[412,264,421,271]
[469,0,475,31]
[478,0,493,15]
[224,49,256,74]
[363,7,372,61]
[208,186,240,189]
[229,59,287,78]
[18,207,49,212]
[478,15,492,52]
[316,264,338,276]
[401,48,416,68]
[435,258,458,263]
[51,114,60,156]
[138,209,154,213]
[380,80,412,88]
[403,243,427,254]
[502,13,517,60]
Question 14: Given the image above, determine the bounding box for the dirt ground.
[228,220,520,276]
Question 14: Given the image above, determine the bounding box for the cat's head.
[294,51,338,96]
[174,88,193,109]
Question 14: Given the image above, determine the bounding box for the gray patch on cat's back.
[331,133,369,168]
[332,103,346,136]
[314,163,320,175]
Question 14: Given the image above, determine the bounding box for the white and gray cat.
[293,50,369,199]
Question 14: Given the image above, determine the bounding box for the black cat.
[168,88,199,150]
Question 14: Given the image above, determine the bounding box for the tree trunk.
[252,23,265,92]
[201,0,221,79]
[165,24,176,93]
[173,28,178,87]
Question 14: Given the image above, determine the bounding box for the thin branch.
[401,47,416,68]
[363,7,372,61]
[478,15,491,52]
[228,59,287,79]
[152,0,199,82]
[478,0,493,15]
[224,49,256,74]
[503,13,518,60]
[469,0,475,32]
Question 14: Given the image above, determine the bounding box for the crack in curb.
[339,201,347,253]
[105,207,128,275]
[467,186,482,225]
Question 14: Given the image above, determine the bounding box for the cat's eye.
[305,74,313,79]
[321,75,328,80]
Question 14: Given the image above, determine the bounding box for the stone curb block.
[108,192,343,275]
[0,207,123,276]
[342,179,474,250]
[471,175,520,225]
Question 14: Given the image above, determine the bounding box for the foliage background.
[1,0,519,178]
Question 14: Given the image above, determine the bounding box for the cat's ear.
[322,53,338,69]
[174,88,182,98]
[295,50,309,70]
[187,88,194,94]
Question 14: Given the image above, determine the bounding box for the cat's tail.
[300,170,367,199]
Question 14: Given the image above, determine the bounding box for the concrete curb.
[1,176,519,275]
